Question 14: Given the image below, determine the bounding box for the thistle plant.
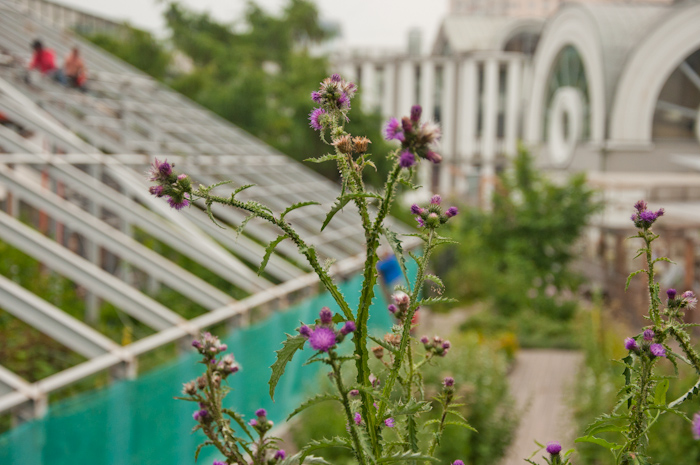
[575,200,700,465]
[152,74,472,464]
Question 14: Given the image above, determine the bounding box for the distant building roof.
[432,16,544,55]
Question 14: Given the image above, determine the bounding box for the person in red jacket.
[27,39,56,75]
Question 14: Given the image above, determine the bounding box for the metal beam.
[0,163,233,309]
[44,160,273,293]
[0,274,121,358]
[0,209,184,330]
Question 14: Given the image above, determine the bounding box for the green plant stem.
[378,230,434,427]
[329,352,366,465]
[669,326,700,374]
[643,231,661,326]
[624,356,653,459]
[205,364,247,464]
[354,162,402,457]
[199,192,354,322]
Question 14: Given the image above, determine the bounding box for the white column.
[418,60,435,195]
[381,62,396,119]
[360,61,377,113]
[504,57,522,157]
[398,60,416,117]
[481,58,499,209]
[439,60,456,195]
[455,58,478,195]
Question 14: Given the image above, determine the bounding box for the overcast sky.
[55,0,449,52]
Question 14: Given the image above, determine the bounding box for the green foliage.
[436,148,600,320]
[82,0,392,185]
[573,306,700,464]
[81,26,171,80]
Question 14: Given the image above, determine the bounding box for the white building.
[333,1,700,207]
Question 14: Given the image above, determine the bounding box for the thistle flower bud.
[667,288,677,300]
[546,441,562,455]
[182,381,197,396]
[319,307,333,324]
[425,150,442,164]
[443,377,455,387]
[274,450,286,460]
[410,105,422,122]
[643,329,654,341]
[255,408,267,418]
[420,336,429,344]
[372,346,385,359]
[197,375,207,390]
[625,337,639,352]
[333,135,354,154]
[401,117,413,135]
[349,389,359,397]
[399,150,416,168]
[352,136,370,154]
[299,325,311,338]
[340,321,356,335]
[430,195,441,205]
[650,343,666,357]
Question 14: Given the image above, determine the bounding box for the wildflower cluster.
[575,200,700,464]
[411,195,458,229]
[420,334,451,357]
[526,440,574,465]
[384,104,442,167]
[630,199,664,230]
[309,73,356,131]
[179,332,291,465]
[297,307,355,352]
[147,158,192,210]
[166,74,470,465]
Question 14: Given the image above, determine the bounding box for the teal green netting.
[0,267,415,465]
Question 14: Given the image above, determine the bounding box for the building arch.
[609,2,700,146]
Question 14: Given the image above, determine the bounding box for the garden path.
[500,349,583,465]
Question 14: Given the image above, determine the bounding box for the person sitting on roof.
[62,47,87,90]
[27,39,56,75]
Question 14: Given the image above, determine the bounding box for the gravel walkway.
[500,349,584,465]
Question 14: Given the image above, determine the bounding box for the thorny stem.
[378,229,435,428]
[427,388,453,459]
[355,162,403,457]
[205,364,247,464]
[328,351,366,465]
[624,356,654,459]
[198,192,355,322]
[643,231,662,326]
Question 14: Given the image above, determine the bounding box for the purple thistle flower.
[192,340,202,349]
[388,304,398,314]
[443,377,455,387]
[442,341,451,349]
[213,461,226,465]
[452,461,465,465]
[177,173,187,181]
[384,418,396,428]
[425,150,443,164]
[249,419,258,426]
[341,321,356,335]
[148,158,172,181]
[643,329,654,341]
[319,307,333,324]
[634,200,648,212]
[420,336,429,344]
[650,343,666,357]
[546,441,562,455]
[625,337,639,351]
[337,93,350,109]
[311,91,321,103]
[149,185,164,197]
[309,327,336,352]
[399,150,416,168]
[331,73,342,82]
[349,389,359,397]
[667,288,677,300]
[309,107,327,131]
[384,118,405,141]
[219,344,227,352]
[410,105,422,122]
[446,206,459,218]
[692,412,700,440]
[167,196,190,210]
[354,412,362,425]
[416,217,425,228]
[682,291,698,309]
[299,325,311,338]
[411,204,423,215]
[431,195,441,205]
[274,450,286,460]
[255,408,267,417]
[401,117,413,135]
